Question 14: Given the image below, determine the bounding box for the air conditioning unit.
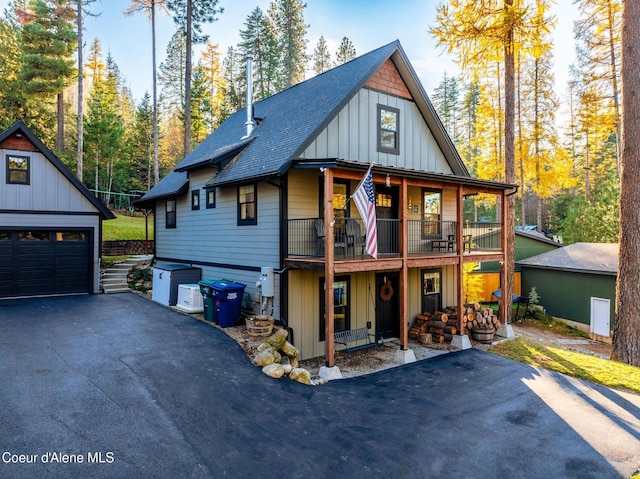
[175,283,204,313]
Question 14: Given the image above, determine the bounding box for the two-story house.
[140,41,515,366]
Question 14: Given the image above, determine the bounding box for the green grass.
[490,336,640,394]
[103,213,154,241]
[513,308,590,338]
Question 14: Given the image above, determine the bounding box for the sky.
[0,0,579,104]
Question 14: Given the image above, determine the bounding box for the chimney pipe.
[245,54,254,138]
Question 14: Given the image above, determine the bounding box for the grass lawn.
[103,213,154,241]
[489,318,640,395]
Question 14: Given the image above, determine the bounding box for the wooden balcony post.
[456,186,464,334]
[400,177,408,350]
[324,167,335,367]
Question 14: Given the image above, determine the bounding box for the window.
[206,187,216,209]
[377,105,399,154]
[166,198,176,229]
[238,183,257,225]
[319,179,350,233]
[191,190,200,210]
[6,155,29,185]
[422,189,441,237]
[319,276,350,341]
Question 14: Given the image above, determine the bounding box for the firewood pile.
[464,302,501,332]
[410,308,458,344]
[410,303,500,345]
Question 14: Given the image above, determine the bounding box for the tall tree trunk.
[613,0,640,366]
[517,53,525,227]
[502,0,516,325]
[77,0,83,182]
[606,0,621,177]
[184,0,192,156]
[152,0,160,185]
[57,92,64,152]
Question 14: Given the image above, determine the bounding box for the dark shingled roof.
[0,120,115,219]
[517,242,618,275]
[142,40,473,202]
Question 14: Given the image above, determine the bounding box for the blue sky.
[1,0,578,103]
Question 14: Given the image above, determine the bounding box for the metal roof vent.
[243,54,254,139]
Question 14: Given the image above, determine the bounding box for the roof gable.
[0,120,114,219]
[143,40,470,201]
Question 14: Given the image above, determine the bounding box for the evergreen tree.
[166,0,223,155]
[158,28,187,114]
[312,35,331,75]
[128,92,155,191]
[220,45,245,120]
[0,7,26,131]
[335,36,356,65]
[268,0,307,88]
[431,72,460,142]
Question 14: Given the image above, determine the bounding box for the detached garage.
[0,121,115,299]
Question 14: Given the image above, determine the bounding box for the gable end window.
[238,183,257,225]
[6,155,30,185]
[206,187,216,209]
[166,198,176,229]
[191,189,200,210]
[377,105,400,155]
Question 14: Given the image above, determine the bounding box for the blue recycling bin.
[209,280,246,328]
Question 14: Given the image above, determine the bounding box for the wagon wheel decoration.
[379,282,394,302]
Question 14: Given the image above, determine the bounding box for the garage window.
[56,231,86,241]
[0,232,9,240]
[7,155,30,185]
[19,231,48,241]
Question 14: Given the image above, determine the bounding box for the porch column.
[500,189,508,325]
[456,185,464,334]
[399,177,408,350]
[324,167,336,367]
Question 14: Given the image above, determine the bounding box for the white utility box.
[175,283,204,313]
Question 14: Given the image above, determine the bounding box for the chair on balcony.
[345,219,365,256]
[314,218,348,257]
[446,224,474,253]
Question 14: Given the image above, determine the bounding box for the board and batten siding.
[287,265,458,360]
[155,169,281,316]
[300,89,452,174]
[1,149,98,213]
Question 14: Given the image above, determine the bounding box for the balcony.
[285,218,502,260]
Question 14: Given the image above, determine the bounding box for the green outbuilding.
[518,243,617,342]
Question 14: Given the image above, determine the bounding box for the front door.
[375,185,398,254]
[421,269,442,314]
[376,272,399,340]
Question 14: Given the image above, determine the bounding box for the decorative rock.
[289,367,312,385]
[253,349,276,367]
[265,328,288,350]
[290,356,299,368]
[282,364,293,375]
[281,341,299,358]
[262,363,285,379]
[280,355,290,366]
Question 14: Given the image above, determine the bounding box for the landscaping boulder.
[262,363,286,379]
[289,368,312,385]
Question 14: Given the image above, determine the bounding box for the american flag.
[352,167,378,259]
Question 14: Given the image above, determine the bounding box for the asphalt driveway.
[1,293,639,479]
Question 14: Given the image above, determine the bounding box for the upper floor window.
[423,189,441,237]
[191,189,200,210]
[206,187,216,209]
[377,105,399,154]
[166,198,176,229]
[238,183,257,225]
[6,155,30,185]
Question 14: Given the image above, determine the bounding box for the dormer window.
[6,155,30,185]
[377,105,399,155]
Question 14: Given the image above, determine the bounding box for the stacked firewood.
[463,302,500,332]
[410,308,458,344]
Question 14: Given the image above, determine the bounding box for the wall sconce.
[385,174,391,187]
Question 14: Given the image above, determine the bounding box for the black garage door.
[0,230,92,298]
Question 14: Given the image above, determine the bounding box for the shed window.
[6,155,30,185]
[206,187,216,209]
[238,183,257,225]
[377,105,399,154]
[166,198,176,229]
[191,190,200,210]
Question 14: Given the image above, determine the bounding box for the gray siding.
[155,169,281,316]
[301,89,452,174]
[0,149,96,213]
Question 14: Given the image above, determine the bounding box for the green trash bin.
[198,280,221,323]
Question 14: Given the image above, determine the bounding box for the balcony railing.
[285,218,502,259]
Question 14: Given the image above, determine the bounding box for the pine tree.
[128,92,154,190]
[432,72,460,142]
[0,7,26,130]
[335,36,356,65]
[166,0,223,155]
[159,28,187,114]
[312,35,331,75]
[268,0,307,89]
[197,39,226,131]
[220,45,245,120]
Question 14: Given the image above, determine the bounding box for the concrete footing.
[394,349,417,364]
[496,324,516,339]
[318,365,343,381]
[451,334,472,350]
